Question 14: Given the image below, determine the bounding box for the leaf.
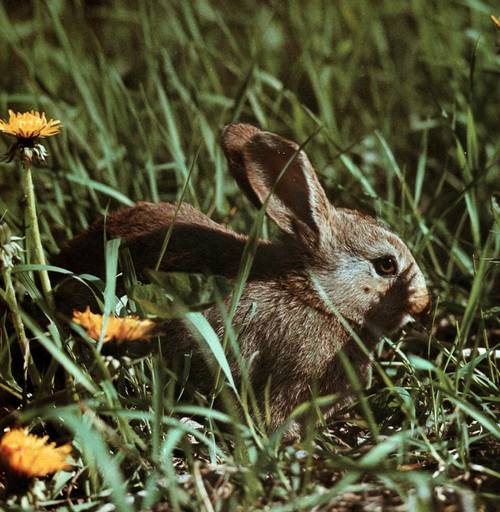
[22,314,99,394]
[131,283,179,318]
[63,174,134,206]
[132,271,233,318]
[0,311,21,392]
[98,238,122,350]
[185,312,237,394]
[54,411,134,512]
[360,432,409,467]
[439,388,500,440]
[408,355,436,372]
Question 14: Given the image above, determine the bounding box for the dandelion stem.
[21,162,53,307]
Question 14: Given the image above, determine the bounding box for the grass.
[0,0,499,510]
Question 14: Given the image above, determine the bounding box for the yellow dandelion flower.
[0,429,71,479]
[0,110,61,140]
[492,15,500,28]
[73,307,157,343]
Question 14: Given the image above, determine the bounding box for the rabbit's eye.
[373,256,398,276]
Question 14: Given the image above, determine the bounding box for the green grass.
[0,0,499,510]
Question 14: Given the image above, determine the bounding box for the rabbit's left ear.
[222,123,334,243]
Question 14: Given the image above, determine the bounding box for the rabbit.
[53,123,430,437]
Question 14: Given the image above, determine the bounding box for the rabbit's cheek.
[365,279,392,308]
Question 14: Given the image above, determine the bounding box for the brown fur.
[53,123,430,436]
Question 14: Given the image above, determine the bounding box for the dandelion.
[73,307,157,343]
[0,224,40,386]
[0,429,71,491]
[0,110,61,139]
[0,110,61,165]
[0,110,62,306]
[0,223,22,272]
[1,224,28,365]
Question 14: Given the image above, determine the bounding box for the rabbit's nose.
[407,288,431,320]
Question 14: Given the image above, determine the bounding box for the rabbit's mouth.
[363,286,431,336]
[365,313,413,337]
[400,313,416,328]
[397,288,431,330]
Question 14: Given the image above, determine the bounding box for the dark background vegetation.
[0,1,498,510]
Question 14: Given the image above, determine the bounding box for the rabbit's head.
[222,123,430,336]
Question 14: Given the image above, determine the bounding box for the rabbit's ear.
[221,123,263,209]
[222,123,333,240]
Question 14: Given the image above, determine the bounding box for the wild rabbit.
[54,123,430,436]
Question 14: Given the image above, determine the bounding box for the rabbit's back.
[53,202,247,278]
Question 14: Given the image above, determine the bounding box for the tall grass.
[0,1,498,510]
